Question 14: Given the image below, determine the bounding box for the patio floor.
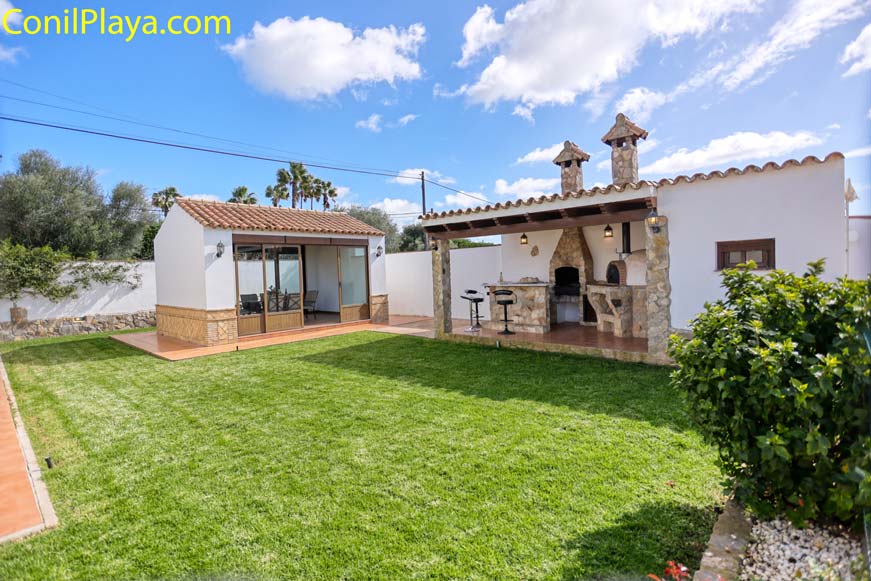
[111,316,435,361]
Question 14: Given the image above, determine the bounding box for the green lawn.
[0,331,721,580]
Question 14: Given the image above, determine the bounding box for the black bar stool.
[461,289,484,332]
[493,289,516,335]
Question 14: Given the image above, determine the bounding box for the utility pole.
[420,170,428,249]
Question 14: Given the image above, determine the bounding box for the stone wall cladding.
[645,219,672,362]
[485,285,550,334]
[631,286,648,338]
[549,227,594,322]
[611,145,639,186]
[431,243,452,337]
[370,294,390,324]
[156,305,238,346]
[0,310,156,342]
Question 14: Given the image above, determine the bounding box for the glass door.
[338,246,370,322]
[235,244,265,336]
[264,245,303,332]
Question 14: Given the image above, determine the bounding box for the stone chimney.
[601,113,648,186]
[552,141,591,194]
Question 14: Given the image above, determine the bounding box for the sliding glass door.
[338,246,370,322]
[235,243,304,335]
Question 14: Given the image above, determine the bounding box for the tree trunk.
[10,305,27,325]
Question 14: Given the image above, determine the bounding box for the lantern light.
[603,224,613,239]
[520,233,529,245]
[646,208,663,233]
[216,241,225,258]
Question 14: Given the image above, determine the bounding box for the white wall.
[662,158,847,329]
[386,245,503,319]
[849,217,871,279]
[304,245,340,312]
[582,221,646,281]
[368,235,388,296]
[155,206,207,309]
[203,228,237,310]
[0,262,156,323]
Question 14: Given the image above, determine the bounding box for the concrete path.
[0,356,57,544]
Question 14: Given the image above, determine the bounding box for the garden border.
[0,354,58,544]
[693,500,752,581]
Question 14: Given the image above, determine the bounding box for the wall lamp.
[376,244,384,257]
[216,240,225,258]
[603,224,613,239]
[520,233,529,245]
[646,208,664,233]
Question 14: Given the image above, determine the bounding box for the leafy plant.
[0,240,139,307]
[151,186,180,217]
[669,260,871,525]
[647,561,691,580]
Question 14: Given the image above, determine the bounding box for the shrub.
[669,260,871,525]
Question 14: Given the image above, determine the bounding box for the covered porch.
[421,183,673,364]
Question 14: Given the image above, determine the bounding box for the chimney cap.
[601,113,648,146]
[552,140,591,164]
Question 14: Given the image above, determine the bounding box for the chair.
[287,293,301,311]
[303,290,319,319]
[493,289,516,335]
[460,289,484,332]
[240,293,262,314]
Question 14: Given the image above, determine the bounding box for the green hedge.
[669,260,871,525]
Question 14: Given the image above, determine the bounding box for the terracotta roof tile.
[175,198,384,236]
[421,153,843,221]
[601,113,649,145]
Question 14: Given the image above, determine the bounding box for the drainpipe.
[618,222,631,259]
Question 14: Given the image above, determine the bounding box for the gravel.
[739,517,866,580]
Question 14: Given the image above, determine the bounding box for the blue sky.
[0,0,869,223]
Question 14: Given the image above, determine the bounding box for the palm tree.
[271,169,291,207]
[228,186,257,204]
[321,180,338,210]
[289,162,311,209]
[151,186,180,218]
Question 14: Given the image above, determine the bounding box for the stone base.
[587,284,634,337]
[370,294,389,324]
[156,305,237,346]
[486,284,550,334]
[0,310,156,342]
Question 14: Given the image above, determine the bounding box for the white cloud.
[389,168,456,186]
[845,145,871,158]
[397,113,418,126]
[516,142,564,164]
[0,1,21,27]
[723,0,867,91]
[355,113,382,132]
[456,5,503,67]
[188,194,221,203]
[493,177,559,198]
[223,17,425,101]
[639,130,823,175]
[841,22,871,76]
[0,45,22,63]
[615,87,670,124]
[449,0,759,120]
[442,192,484,209]
[868,107,871,119]
[370,197,421,225]
[827,123,842,130]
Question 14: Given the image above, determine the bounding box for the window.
[716,239,775,270]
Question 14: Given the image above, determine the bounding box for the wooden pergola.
[423,196,655,240]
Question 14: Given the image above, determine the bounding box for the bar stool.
[493,289,516,335]
[461,289,484,332]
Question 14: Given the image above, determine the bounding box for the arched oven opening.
[554,266,580,296]
[606,260,627,285]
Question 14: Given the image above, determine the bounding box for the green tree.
[289,162,312,209]
[336,206,399,252]
[270,170,291,207]
[151,186,180,217]
[0,240,139,310]
[228,186,257,204]
[106,181,157,259]
[0,150,151,259]
[452,238,496,249]
[398,223,426,252]
[136,223,161,260]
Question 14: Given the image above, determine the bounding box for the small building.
[154,199,388,346]
[421,113,850,363]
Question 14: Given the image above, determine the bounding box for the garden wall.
[386,246,502,320]
[0,262,157,341]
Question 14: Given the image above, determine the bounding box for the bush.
[669,260,871,525]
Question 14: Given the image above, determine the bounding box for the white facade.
[849,217,871,279]
[662,157,847,327]
[154,204,388,313]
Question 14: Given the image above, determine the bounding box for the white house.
[154,199,387,346]
[421,113,850,363]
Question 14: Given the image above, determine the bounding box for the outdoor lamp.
[376,244,384,257]
[520,233,529,245]
[603,224,613,239]
[646,209,663,233]
[216,241,225,258]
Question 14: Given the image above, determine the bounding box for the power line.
[0,113,491,204]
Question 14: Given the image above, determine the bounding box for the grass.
[0,331,721,580]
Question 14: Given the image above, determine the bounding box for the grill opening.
[554,266,580,296]
[606,260,627,285]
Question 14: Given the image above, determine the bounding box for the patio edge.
[693,500,752,581]
[0,354,59,544]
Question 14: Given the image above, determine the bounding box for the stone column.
[645,217,672,361]
[431,240,452,337]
